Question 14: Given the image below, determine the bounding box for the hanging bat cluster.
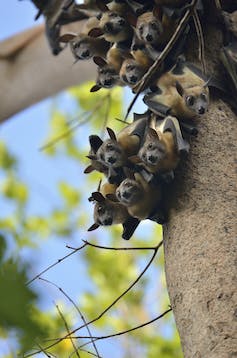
[27,0,237,240]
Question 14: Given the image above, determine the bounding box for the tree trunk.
[0,23,96,123]
[163,6,237,358]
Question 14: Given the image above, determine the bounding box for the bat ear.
[90,84,102,92]
[88,223,100,231]
[176,81,184,97]
[86,154,97,160]
[88,27,104,38]
[84,165,95,174]
[126,12,137,27]
[106,193,119,202]
[93,56,107,67]
[128,155,142,164]
[89,135,103,151]
[153,5,162,20]
[107,127,117,141]
[92,191,105,202]
[59,33,77,43]
[203,77,211,88]
[95,0,109,12]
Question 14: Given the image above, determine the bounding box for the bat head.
[60,33,98,60]
[100,12,127,38]
[96,128,127,169]
[89,191,115,227]
[176,81,209,116]
[136,10,163,45]
[91,57,120,91]
[120,59,146,86]
[85,135,109,175]
[116,177,143,206]
[138,128,167,167]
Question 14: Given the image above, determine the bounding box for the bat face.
[100,12,127,38]
[184,87,209,115]
[120,59,146,85]
[97,65,120,88]
[96,140,126,168]
[116,179,142,205]
[70,36,97,60]
[94,201,115,226]
[138,139,167,167]
[136,13,163,45]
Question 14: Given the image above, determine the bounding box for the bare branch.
[39,277,100,358]
[55,303,81,358]
[67,308,173,345]
[24,240,163,356]
[80,240,158,251]
[26,242,88,285]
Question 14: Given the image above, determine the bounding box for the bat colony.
[28,0,237,240]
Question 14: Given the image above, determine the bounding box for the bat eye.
[138,25,144,34]
[73,42,80,49]
[200,93,207,101]
[106,144,114,150]
[151,22,157,30]
[147,143,153,149]
[98,206,105,214]
[110,12,118,17]
[186,95,195,106]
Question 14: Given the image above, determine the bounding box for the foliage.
[0,82,183,357]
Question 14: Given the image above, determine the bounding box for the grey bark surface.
[163,9,237,358]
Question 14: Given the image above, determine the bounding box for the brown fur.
[88,182,129,230]
[136,9,177,47]
[60,16,109,60]
[116,172,162,220]
[145,64,210,119]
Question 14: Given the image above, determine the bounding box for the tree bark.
[0,23,96,123]
[163,7,237,358]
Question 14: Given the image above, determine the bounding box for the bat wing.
[220,42,237,91]
[157,116,190,153]
[122,217,140,240]
[143,93,171,117]
[130,117,149,139]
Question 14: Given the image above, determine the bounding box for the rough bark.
[0,23,96,123]
[163,6,237,358]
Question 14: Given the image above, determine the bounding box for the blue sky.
[0,2,173,357]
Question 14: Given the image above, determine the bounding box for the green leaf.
[58,182,80,208]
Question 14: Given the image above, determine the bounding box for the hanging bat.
[88,181,140,240]
[143,57,210,120]
[85,117,149,183]
[25,0,89,54]
[59,16,110,60]
[88,1,134,46]
[112,171,166,223]
[129,115,189,177]
[90,45,127,92]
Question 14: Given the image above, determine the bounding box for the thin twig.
[55,303,81,358]
[26,243,87,285]
[40,94,110,151]
[70,308,173,345]
[39,277,100,358]
[36,343,55,357]
[69,240,158,251]
[193,9,206,74]
[24,241,163,356]
[125,0,198,119]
